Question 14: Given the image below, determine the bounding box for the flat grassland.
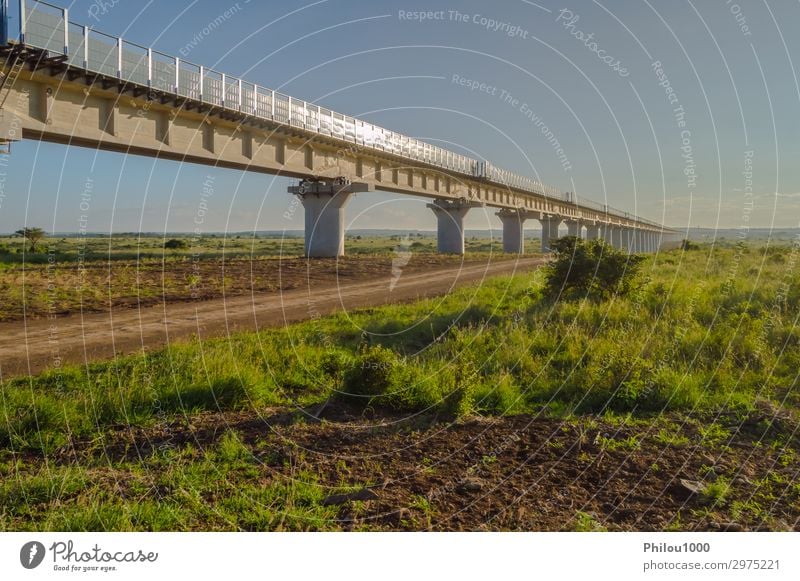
[0,239,798,531]
[0,234,500,321]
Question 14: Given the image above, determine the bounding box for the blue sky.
[2,0,799,234]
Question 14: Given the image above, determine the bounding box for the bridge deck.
[0,0,670,232]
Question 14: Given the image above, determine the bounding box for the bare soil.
[0,254,479,322]
[59,402,800,531]
[0,255,544,378]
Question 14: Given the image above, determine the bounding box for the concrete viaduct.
[0,1,674,257]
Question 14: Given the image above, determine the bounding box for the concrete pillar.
[497,209,527,254]
[565,219,580,238]
[539,215,563,253]
[585,224,600,240]
[611,226,625,250]
[428,199,479,255]
[602,223,614,246]
[289,179,372,258]
[632,229,641,253]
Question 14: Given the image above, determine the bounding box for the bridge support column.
[611,226,625,250]
[539,216,563,253]
[565,219,581,238]
[429,199,480,255]
[497,209,527,254]
[585,224,600,240]
[601,223,614,246]
[289,179,372,258]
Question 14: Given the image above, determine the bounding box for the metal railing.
[3,0,665,229]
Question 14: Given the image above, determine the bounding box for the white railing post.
[174,57,179,93]
[82,25,88,69]
[62,8,68,55]
[116,37,122,79]
[237,78,242,111]
[0,0,8,47]
[18,0,25,43]
[221,72,226,107]
[147,47,152,88]
[270,89,275,118]
[199,65,204,102]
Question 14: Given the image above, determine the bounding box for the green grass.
[1,241,799,530]
[573,511,608,532]
[700,479,732,507]
[0,233,506,264]
[2,243,799,456]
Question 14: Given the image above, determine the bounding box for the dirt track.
[0,256,545,379]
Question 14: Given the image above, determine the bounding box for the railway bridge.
[0,1,675,257]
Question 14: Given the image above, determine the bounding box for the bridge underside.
[0,48,667,257]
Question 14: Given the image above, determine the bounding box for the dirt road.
[0,256,545,378]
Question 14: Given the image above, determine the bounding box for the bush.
[164,238,189,250]
[544,236,645,300]
[680,239,700,250]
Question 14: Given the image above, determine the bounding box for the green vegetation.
[544,236,645,299]
[13,227,46,252]
[0,233,502,264]
[701,479,732,507]
[573,511,608,532]
[2,242,798,451]
[1,240,799,530]
[163,238,189,250]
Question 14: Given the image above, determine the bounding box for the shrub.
[343,345,401,398]
[164,238,189,250]
[680,239,700,250]
[544,236,645,300]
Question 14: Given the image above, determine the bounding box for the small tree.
[164,238,189,250]
[15,227,46,252]
[544,236,645,300]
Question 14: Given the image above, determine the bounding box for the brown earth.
[0,254,482,322]
[56,403,800,531]
[0,255,545,378]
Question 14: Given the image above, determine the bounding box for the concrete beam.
[289,179,372,258]
[428,199,481,255]
[497,209,526,254]
[0,66,675,232]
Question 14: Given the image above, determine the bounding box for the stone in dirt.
[710,522,746,532]
[322,488,379,506]
[456,478,485,494]
[673,478,704,499]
